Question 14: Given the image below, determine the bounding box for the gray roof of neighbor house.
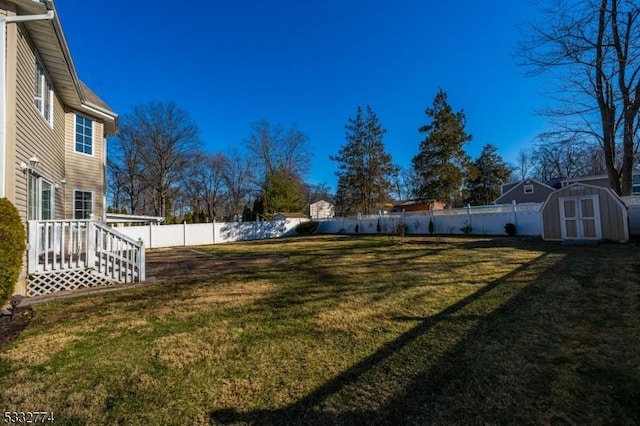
[9,0,118,135]
[495,179,556,204]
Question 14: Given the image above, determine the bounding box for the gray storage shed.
[541,183,629,242]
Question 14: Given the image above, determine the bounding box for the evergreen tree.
[332,106,395,215]
[412,89,472,206]
[263,167,303,214]
[252,195,265,220]
[467,144,512,205]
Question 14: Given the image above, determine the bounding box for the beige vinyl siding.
[64,112,105,219]
[542,185,628,242]
[13,24,65,222]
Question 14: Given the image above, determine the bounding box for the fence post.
[27,220,38,274]
[213,220,216,244]
[512,200,518,228]
[183,221,187,246]
[87,221,96,269]
[138,238,146,281]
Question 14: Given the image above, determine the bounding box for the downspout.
[0,9,55,198]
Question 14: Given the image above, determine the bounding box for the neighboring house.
[562,172,640,195]
[0,1,120,296]
[272,212,309,221]
[495,179,558,204]
[309,200,335,219]
[392,200,446,213]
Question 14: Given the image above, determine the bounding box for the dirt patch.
[0,307,33,350]
[146,248,288,282]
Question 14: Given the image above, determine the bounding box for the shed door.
[559,196,601,240]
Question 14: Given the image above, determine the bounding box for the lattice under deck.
[27,269,119,297]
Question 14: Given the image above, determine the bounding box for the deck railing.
[27,220,145,293]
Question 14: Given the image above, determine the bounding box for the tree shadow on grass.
[209,251,564,424]
[210,244,640,425]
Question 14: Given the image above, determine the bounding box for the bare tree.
[244,120,313,213]
[389,165,418,202]
[520,0,640,195]
[531,133,607,180]
[221,148,255,220]
[244,120,312,180]
[108,125,149,215]
[118,102,200,218]
[514,148,534,181]
[183,151,229,221]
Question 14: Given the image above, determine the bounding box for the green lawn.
[1,235,639,425]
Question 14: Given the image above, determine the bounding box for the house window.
[75,114,93,155]
[74,190,93,219]
[524,184,534,195]
[34,61,53,125]
[633,175,640,195]
[27,175,55,220]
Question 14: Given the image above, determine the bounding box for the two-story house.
[1,0,119,296]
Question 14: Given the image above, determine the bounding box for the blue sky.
[55,0,547,190]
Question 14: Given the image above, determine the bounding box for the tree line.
[332,91,512,216]
[108,103,330,223]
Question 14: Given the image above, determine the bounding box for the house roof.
[561,173,640,184]
[273,212,309,219]
[495,178,556,204]
[10,0,118,135]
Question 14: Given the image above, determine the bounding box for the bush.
[460,222,472,235]
[295,220,319,235]
[0,198,26,305]
[505,222,516,236]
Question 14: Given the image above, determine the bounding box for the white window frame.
[74,113,94,156]
[523,184,534,195]
[27,174,55,221]
[34,60,54,126]
[73,190,94,220]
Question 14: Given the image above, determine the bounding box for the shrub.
[505,222,517,236]
[460,221,472,235]
[0,198,26,306]
[295,220,319,235]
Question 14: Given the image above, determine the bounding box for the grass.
[1,235,639,425]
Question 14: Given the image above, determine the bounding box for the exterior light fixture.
[29,155,40,170]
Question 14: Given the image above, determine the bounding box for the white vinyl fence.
[112,198,640,251]
[317,203,543,236]
[115,218,306,249]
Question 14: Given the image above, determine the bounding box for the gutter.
[0,8,55,198]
